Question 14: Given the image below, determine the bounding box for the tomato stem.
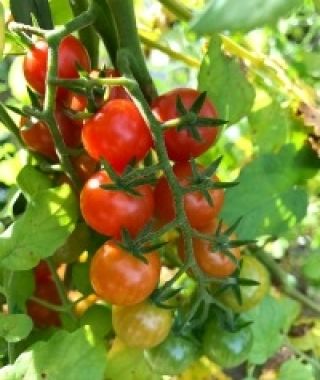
[107,0,157,102]
[254,249,320,314]
[46,259,78,323]
[29,296,67,313]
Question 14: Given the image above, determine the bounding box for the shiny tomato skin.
[154,162,224,230]
[152,88,219,161]
[80,171,154,239]
[82,99,152,173]
[112,301,172,348]
[23,35,91,101]
[202,318,253,368]
[90,242,161,306]
[27,279,61,328]
[20,107,82,161]
[144,334,199,375]
[217,255,270,312]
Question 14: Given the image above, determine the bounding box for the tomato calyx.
[117,226,167,264]
[162,92,226,141]
[99,159,158,195]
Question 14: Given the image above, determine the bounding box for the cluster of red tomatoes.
[21,34,270,374]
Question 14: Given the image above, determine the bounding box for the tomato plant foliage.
[0,0,319,379]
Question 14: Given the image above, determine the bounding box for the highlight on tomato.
[112,301,173,348]
[202,318,253,368]
[90,241,161,306]
[82,99,153,173]
[144,334,200,376]
[80,170,155,239]
[23,35,91,101]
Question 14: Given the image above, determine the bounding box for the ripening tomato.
[27,279,61,328]
[154,162,224,230]
[63,91,88,112]
[144,334,199,375]
[152,88,219,161]
[71,153,98,183]
[20,107,82,161]
[23,35,91,101]
[215,256,270,312]
[178,221,241,278]
[202,318,253,368]
[82,99,153,173]
[80,170,154,239]
[112,301,172,348]
[90,241,161,306]
[34,261,51,283]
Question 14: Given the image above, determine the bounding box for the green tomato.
[217,255,270,312]
[79,304,112,338]
[202,318,253,368]
[144,334,199,376]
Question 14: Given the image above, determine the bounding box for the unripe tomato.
[144,334,199,375]
[217,256,270,312]
[112,301,172,348]
[80,170,154,239]
[23,35,91,101]
[79,303,113,338]
[82,99,153,173]
[178,221,241,278]
[90,241,161,306]
[152,88,219,161]
[154,162,224,230]
[202,318,253,368]
[20,107,82,161]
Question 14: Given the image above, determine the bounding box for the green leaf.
[0,314,33,343]
[0,151,24,187]
[245,295,300,365]
[221,145,309,239]
[9,0,33,25]
[191,0,303,34]
[32,0,54,29]
[10,0,53,28]
[0,326,107,380]
[248,102,291,153]
[71,260,93,295]
[278,359,315,380]
[0,184,78,270]
[302,252,320,285]
[49,0,73,25]
[198,35,255,124]
[9,270,35,311]
[17,165,52,199]
[0,2,4,60]
[106,339,161,380]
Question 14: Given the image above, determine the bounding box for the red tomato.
[154,162,224,230]
[23,35,91,101]
[72,153,98,183]
[152,88,219,161]
[63,91,88,112]
[90,242,161,306]
[27,279,61,328]
[105,68,130,100]
[82,99,152,173]
[178,221,241,278]
[112,301,172,348]
[80,171,155,239]
[34,261,52,284]
[20,106,82,161]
